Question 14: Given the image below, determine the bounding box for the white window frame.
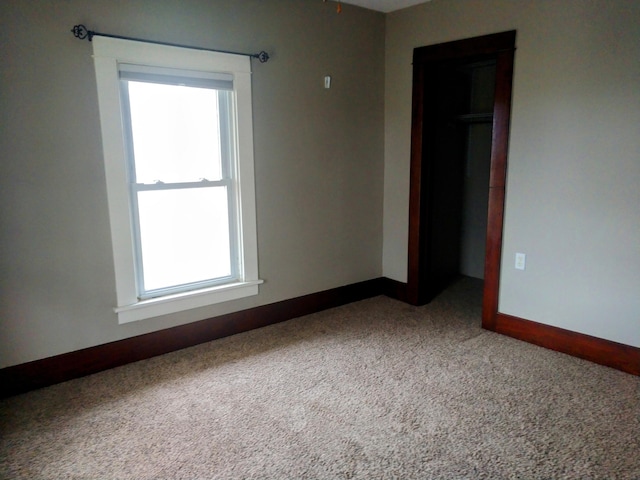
[92,36,261,324]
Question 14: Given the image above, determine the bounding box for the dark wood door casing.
[407,31,516,331]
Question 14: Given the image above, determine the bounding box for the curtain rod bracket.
[70,24,270,63]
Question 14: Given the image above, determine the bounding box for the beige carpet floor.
[1,277,639,479]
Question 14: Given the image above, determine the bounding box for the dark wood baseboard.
[0,278,384,398]
[3,279,636,398]
[382,277,409,303]
[489,313,640,376]
[386,278,638,376]
[387,274,638,375]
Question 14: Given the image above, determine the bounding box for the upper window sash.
[119,76,234,185]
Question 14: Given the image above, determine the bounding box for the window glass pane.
[127,81,224,183]
[137,187,231,292]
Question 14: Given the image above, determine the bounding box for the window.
[93,37,261,324]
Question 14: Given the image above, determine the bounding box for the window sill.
[115,280,263,324]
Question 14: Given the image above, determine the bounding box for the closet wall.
[459,63,496,279]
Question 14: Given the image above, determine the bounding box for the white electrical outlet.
[515,252,526,270]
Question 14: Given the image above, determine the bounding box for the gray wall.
[383,0,640,347]
[0,0,385,368]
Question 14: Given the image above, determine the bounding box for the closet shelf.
[455,113,494,124]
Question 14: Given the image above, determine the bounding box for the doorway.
[406,31,516,329]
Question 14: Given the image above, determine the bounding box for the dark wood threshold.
[488,312,640,376]
[0,278,384,398]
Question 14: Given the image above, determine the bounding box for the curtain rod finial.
[71,24,94,41]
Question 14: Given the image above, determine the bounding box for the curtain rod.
[71,24,270,63]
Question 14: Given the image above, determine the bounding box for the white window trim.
[92,36,261,324]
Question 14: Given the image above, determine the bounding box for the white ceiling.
[339,0,431,13]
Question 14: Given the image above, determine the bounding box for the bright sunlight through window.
[124,80,234,296]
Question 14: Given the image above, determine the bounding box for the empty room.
[1,0,638,478]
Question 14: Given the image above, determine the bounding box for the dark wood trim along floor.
[382,278,639,376]
[0,278,384,398]
[3,278,637,398]
[489,312,640,376]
